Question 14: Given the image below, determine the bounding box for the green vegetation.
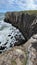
[21,10,37,14]
[0,10,37,15]
[11,60,17,65]
[13,10,37,15]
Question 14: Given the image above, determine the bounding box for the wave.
[0,18,25,53]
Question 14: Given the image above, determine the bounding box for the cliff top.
[5,10,37,15]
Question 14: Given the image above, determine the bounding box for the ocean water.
[0,13,25,53]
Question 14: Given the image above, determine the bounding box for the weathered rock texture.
[3,12,37,65]
[25,34,37,65]
[0,46,27,65]
[0,34,37,65]
[4,12,37,41]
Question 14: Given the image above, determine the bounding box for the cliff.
[4,12,37,41]
[0,11,37,65]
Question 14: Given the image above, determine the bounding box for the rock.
[8,34,11,37]
[14,34,25,46]
[4,42,8,45]
[0,42,1,44]
[26,43,37,65]
[0,46,26,65]
[0,46,6,50]
[14,39,25,46]
[0,34,37,65]
[4,12,37,65]
[25,34,37,65]
[4,12,37,41]
[32,34,37,39]
[11,36,13,39]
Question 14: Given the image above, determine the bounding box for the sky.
[0,0,37,12]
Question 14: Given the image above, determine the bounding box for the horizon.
[0,0,37,12]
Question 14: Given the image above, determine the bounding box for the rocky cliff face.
[0,12,37,65]
[4,12,37,41]
[26,34,37,65]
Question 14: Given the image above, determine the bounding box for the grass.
[11,10,37,15]
[20,10,37,15]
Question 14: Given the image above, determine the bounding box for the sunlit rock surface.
[26,34,37,65]
[0,46,27,65]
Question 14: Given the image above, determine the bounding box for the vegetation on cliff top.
[8,10,37,15]
[21,10,37,14]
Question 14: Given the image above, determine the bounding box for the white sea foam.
[0,20,25,52]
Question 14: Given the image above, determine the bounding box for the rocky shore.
[0,12,37,65]
[0,34,37,65]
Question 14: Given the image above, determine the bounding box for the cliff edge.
[4,12,37,41]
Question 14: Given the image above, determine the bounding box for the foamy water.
[0,20,25,53]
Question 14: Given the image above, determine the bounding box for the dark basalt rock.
[4,12,37,42]
[32,41,37,51]
[0,51,2,54]
[14,40,25,46]
[10,43,12,47]
[0,46,6,50]
[8,34,11,37]
[11,36,13,39]
[4,42,8,45]
[0,42,1,44]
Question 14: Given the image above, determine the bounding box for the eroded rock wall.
[4,12,37,41]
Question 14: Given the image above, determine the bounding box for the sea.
[0,13,25,53]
